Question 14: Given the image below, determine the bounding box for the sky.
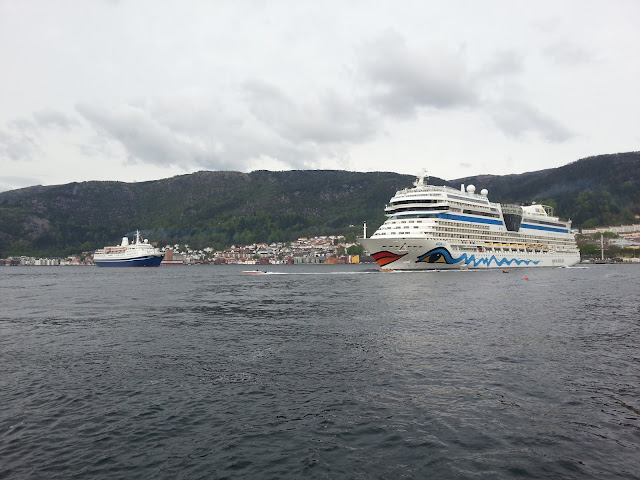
[1,0,639,192]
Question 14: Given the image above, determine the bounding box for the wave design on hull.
[371,251,407,267]
[417,247,540,267]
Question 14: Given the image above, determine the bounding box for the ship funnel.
[121,237,129,246]
[460,184,465,192]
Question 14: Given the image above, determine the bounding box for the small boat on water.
[243,270,267,275]
[93,230,164,267]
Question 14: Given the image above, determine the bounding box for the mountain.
[0,152,638,257]
[452,151,640,228]
[0,170,434,257]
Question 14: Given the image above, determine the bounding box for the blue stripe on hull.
[438,213,504,226]
[95,255,164,267]
[520,223,570,233]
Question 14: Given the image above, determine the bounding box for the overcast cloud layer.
[1,0,639,191]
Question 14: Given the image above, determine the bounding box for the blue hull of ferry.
[94,255,164,267]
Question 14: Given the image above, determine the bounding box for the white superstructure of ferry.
[358,172,580,269]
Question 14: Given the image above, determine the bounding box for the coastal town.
[1,235,364,266]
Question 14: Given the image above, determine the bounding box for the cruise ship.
[358,172,580,270]
[93,230,164,267]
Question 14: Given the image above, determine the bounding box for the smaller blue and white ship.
[93,230,164,267]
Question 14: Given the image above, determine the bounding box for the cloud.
[9,109,78,133]
[0,127,40,162]
[243,79,378,145]
[32,109,79,129]
[542,40,595,66]
[0,109,80,164]
[477,50,524,77]
[354,32,573,147]
[76,102,212,169]
[358,31,477,117]
[76,83,380,173]
[489,99,574,143]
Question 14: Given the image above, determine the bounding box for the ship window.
[462,209,500,218]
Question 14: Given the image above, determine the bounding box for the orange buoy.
[524,277,529,280]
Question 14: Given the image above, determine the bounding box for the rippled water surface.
[1,264,639,479]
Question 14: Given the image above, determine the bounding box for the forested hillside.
[0,170,430,257]
[0,152,638,257]
[454,152,640,228]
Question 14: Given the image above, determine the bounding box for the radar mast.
[414,169,429,188]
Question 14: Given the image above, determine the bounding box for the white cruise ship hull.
[360,237,580,270]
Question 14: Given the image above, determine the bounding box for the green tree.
[577,242,600,257]
[345,232,357,243]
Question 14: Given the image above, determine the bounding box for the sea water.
[1,264,638,479]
